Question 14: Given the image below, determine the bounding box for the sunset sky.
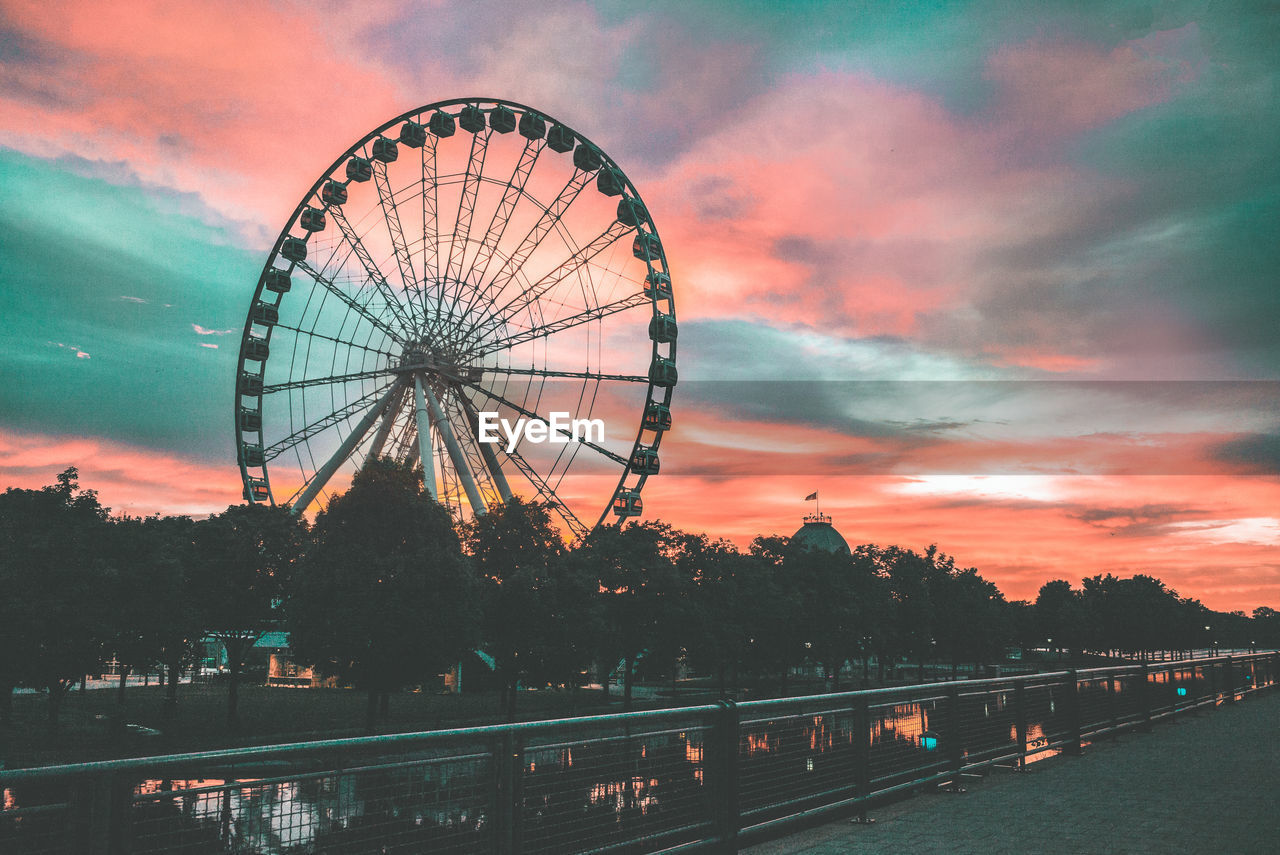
[1,0,1277,611]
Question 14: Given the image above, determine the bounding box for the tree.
[0,468,113,728]
[884,546,944,681]
[190,503,305,731]
[785,543,862,690]
[465,496,589,720]
[106,515,201,713]
[1034,580,1084,657]
[681,535,751,697]
[580,521,689,710]
[935,567,1009,674]
[288,458,478,731]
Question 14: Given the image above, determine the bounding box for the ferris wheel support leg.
[458,394,513,503]
[423,379,487,516]
[413,375,437,500]
[291,380,403,515]
[367,387,404,461]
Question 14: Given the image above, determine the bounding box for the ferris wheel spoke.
[295,260,409,346]
[478,366,648,385]
[500,443,590,540]
[455,136,545,321]
[454,379,630,467]
[465,219,637,348]
[287,379,405,512]
[470,292,651,359]
[420,135,444,323]
[260,366,401,395]
[473,169,592,310]
[271,322,398,360]
[373,159,425,326]
[328,206,419,336]
[264,380,398,462]
[444,128,492,307]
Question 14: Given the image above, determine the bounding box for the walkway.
[745,690,1280,855]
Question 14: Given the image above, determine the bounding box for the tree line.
[2,463,1277,733]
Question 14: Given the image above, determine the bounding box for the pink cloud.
[0,429,242,517]
[984,34,1193,141]
[0,0,411,231]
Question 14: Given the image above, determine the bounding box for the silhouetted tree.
[105,515,201,711]
[1034,580,1087,657]
[289,459,477,731]
[190,502,305,731]
[582,521,688,710]
[465,496,589,720]
[0,468,113,728]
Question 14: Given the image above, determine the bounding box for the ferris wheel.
[234,98,676,537]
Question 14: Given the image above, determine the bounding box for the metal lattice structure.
[234,98,676,534]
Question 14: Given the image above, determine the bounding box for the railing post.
[1014,682,1028,769]
[710,700,740,853]
[1224,656,1236,704]
[853,699,871,820]
[945,685,964,776]
[1064,670,1082,756]
[1137,664,1152,732]
[1107,674,1119,731]
[491,730,524,855]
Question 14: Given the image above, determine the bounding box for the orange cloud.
[0,428,242,517]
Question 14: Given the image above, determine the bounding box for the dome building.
[792,511,851,555]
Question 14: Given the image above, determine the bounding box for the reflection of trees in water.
[520,730,707,854]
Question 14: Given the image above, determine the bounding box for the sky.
[0,0,1277,611]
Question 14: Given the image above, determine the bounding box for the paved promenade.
[746,690,1280,855]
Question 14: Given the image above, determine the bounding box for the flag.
[804,492,817,501]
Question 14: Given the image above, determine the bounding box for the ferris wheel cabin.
[371,137,398,162]
[398,120,427,148]
[649,313,678,343]
[280,237,307,263]
[428,110,456,137]
[459,105,486,134]
[643,402,672,432]
[321,180,348,206]
[489,105,516,134]
[346,157,373,182]
[262,269,291,294]
[633,232,661,262]
[597,166,624,196]
[547,123,576,153]
[649,356,678,388]
[518,112,546,140]
[630,446,660,475]
[299,207,326,232]
[613,490,643,518]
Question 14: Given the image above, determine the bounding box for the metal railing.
[2,652,1276,854]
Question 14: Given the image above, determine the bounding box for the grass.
[1,680,618,769]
